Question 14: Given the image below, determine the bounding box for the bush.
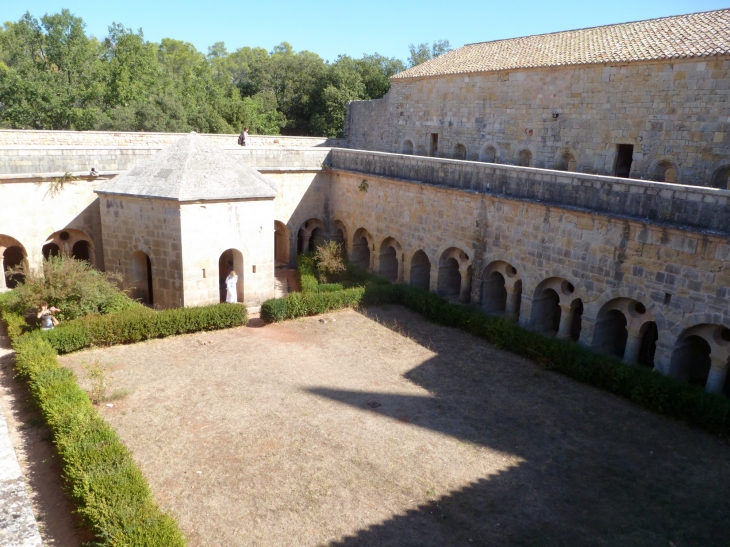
[314,240,346,283]
[40,303,248,354]
[8,333,186,546]
[297,253,319,293]
[4,255,140,322]
[261,287,366,321]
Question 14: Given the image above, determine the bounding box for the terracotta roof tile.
[393,9,730,79]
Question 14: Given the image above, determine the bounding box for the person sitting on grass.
[37,301,60,330]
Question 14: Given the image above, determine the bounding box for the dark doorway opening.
[430,134,439,157]
[615,144,634,178]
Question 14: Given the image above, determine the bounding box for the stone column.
[301,233,311,255]
[623,328,643,364]
[556,305,575,340]
[288,233,298,268]
[705,357,729,394]
[0,247,6,290]
[458,273,471,303]
[505,286,519,319]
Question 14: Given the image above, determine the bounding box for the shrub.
[40,303,248,354]
[4,255,140,322]
[9,333,186,546]
[297,253,319,293]
[314,240,346,283]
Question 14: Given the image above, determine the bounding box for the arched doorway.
[711,165,730,189]
[42,243,61,259]
[378,237,402,282]
[218,249,244,303]
[437,257,461,298]
[673,335,712,387]
[637,321,658,367]
[556,152,577,172]
[480,146,497,163]
[297,219,326,255]
[409,250,431,290]
[352,228,373,270]
[595,309,628,358]
[401,140,414,154]
[517,149,532,167]
[481,261,521,317]
[72,240,91,262]
[274,221,290,266]
[131,250,153,306]
[534,288,561,335]
[670,324,730,393]
[2,246,26,289]
[481,272,507,313]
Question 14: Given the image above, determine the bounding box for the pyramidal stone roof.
[393,9,730,80]
[95,132,277,201]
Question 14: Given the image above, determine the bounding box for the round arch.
[0,235,28,290]
[409,249,431,291]
[710,161,730,189]
[453,142,467,160]
[400,138,415,155]
[297,218,327,255]
[351,227,374,270]
[554,148,580,172]
[648,157,681,183]
[377,236,404,282]
[516,147,534,167]
[331,219,350,258]
[479,142,499,163]
[274,220,290,266]
[43,228,96,266]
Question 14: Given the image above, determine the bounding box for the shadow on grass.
[307,306,730,547]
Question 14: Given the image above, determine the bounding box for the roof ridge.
[463,8,729,48]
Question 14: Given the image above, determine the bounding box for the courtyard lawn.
[60,306,730,547]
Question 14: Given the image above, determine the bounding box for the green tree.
[408,39,451,68]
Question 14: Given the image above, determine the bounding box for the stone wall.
[0,129,346,148]
[98,195,184,309]
[180,199,275,307]
[346,57,730,188]
[329,149,730,233]
[326,169,730,383]
[0,146,331,176]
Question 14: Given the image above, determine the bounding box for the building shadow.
[307,307,730,547]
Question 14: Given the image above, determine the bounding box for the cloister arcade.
[42,229,95,265]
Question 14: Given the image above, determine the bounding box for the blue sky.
[4,0,727,62]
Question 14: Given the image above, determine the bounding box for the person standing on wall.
[238,127,249,146]
[225,270,238,303]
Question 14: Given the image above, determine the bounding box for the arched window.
[401,140,414,155]
[653,160,677,183]
[453,143,466,160]
[480,146,497,163]
[409,250,431,291]
[711,165,730,189]
[556,152,577,172]
[517,149,532,167]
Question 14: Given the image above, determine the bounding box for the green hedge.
[11,333,187,546]
[39,303,248,354]
[261,279,730,438]
[0,301,250,546]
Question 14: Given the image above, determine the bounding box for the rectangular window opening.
[614,144,634,178]
[430,133,439,157]
[664,293,672,305]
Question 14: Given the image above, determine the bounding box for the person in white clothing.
[225,270,238,303]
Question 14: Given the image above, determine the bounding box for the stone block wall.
[98,195,184,308]
[180,199,275,307]
[346,57,730,187]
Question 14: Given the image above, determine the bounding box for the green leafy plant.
[314,240,346,283]
[82,359,108,404]
[358,179,369,192]
[4,254,139,322]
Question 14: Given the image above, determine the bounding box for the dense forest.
[0,10,450,136]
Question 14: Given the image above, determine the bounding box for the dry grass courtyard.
[59,306,730,547]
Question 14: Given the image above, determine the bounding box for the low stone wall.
[330,149,730,234]
[0,129,346,149]
[0,147,331,176]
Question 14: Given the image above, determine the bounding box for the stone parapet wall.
[0,147,331,176]
[330,149,730,233]
[0,129,346,149]
[346,57,730,188]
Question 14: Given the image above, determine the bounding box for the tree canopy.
[0,10,449,137]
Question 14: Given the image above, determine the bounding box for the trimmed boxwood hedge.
[0,301,248,546]
[260,266,730,439]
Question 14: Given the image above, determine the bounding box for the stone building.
[95,132,277,308]
[1,9,730,398]
[346,9,730,188]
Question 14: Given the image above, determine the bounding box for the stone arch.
[479,143,498,163]
[0,235,28,290]
[710,162,730,189]
[670,323,730,394]
[352,228,374,270]
[437,247,471,302]
[131,249,154,306]
[593,297,657,364]
[530,277,580,337]
[43,228,96,266]
[409,250,431,291]
[297,218,326,255]
[42,243,61,259]
[400,138,414,155]
[274,221,290,266]
[453,142,467,160]
[218,248,244,303]
[481,260,522,318]
[377,236,404,282]
[331,219,349,259]
[648,158,679,183]
[554,148,579,172]
[516,148,533,167]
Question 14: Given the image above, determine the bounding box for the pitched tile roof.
[393,9,730,80]
[96,132,277,201]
